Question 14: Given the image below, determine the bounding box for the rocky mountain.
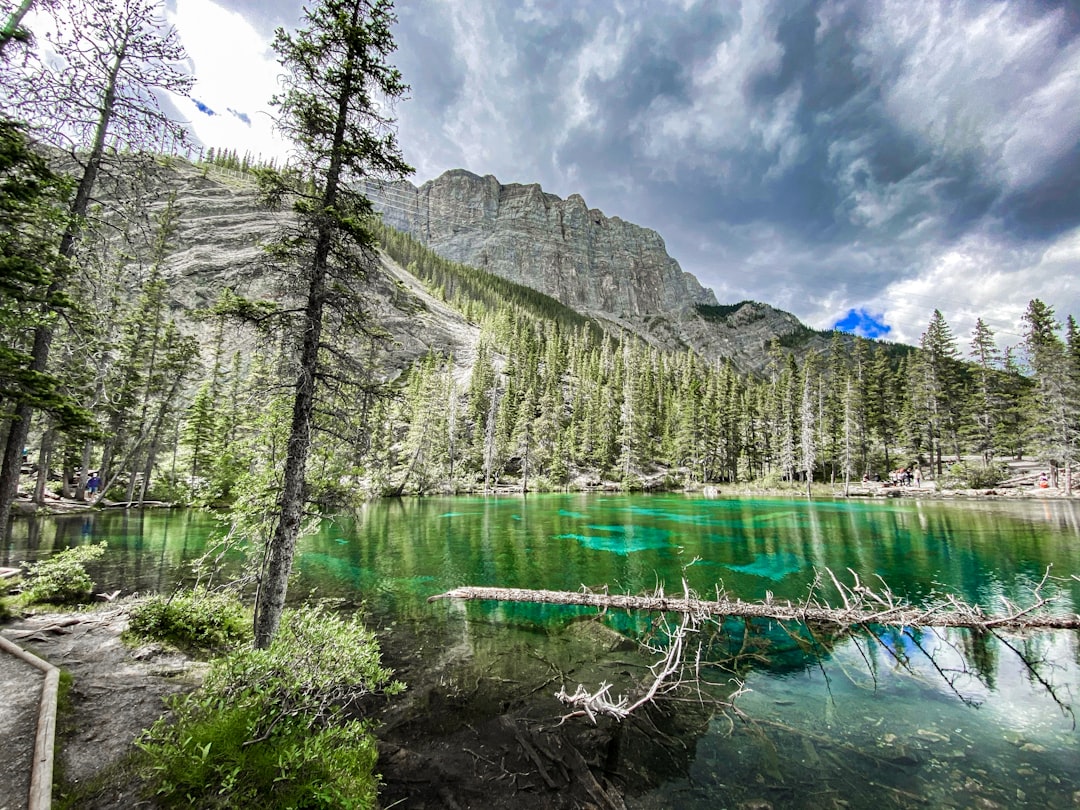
[143,159,479,377]
[122,159,828,378]
[365,170,816,372]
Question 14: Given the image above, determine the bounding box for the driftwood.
[429,568,1080,631]
[432,569,1080,722]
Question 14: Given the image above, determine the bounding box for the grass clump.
[21,543,106,604]
[138,604,403,809]
[127,588,249,653]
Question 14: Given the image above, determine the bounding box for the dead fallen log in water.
[428,569,1080,632]
[434,570,1080,723]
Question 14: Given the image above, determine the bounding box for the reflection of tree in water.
[959,627,998,690]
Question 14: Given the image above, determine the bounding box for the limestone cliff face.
[368,170,810,373]
[131,161,813,378]
[143,160,478,376]
[369,170,717,317]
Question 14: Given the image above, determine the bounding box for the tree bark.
[32,428,52,504]
[428,583,1080,631]
[252,0,362,648]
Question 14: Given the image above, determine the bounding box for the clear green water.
[5,494,1080,807]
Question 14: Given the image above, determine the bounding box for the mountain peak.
[369,169,719,318]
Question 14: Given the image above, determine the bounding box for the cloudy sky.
[165,0,1080,348]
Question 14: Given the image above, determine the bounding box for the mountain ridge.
[365,169,820,372]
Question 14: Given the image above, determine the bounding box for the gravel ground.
[1,608,205,809]
[0,643,42,810]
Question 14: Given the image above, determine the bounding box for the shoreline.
[10,480,1078,519]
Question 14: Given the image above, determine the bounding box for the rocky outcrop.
[367,170,810,372]
[122,160,815,377]
[368,170,717,318]
[138,160,479,378]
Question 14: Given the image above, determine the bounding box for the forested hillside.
[5,128,1079,514]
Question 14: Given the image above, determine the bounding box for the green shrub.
[941,461,1007,490]
[21,543,106,604]
[138,604,403,809]
[127,589,249,652]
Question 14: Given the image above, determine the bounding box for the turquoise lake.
[5,494,1080,808]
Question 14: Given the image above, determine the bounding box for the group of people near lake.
[863,465,922,487]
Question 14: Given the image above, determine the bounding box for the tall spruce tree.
[967,318,1001,465]
[252,0,411,647]
[913,310,963,475]
[1021,299,1072,487]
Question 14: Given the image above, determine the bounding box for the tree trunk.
[0,0,34,51]
[32,429,52,504]
[429,583,1080,631]
[253,262,323,647]
[61,452,74,499]
[77,439,91,501]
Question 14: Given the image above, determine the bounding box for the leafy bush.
[139,604,403,809]
[942,461,1007,490]
[21,543,106,604]
[127,589,249,652]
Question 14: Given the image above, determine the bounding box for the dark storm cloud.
[215,0,1080,343]
[395,4,466,113]
[396,0,1080,340]
[997,142,1080,240]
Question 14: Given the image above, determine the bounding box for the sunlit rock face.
[370,169,717,318]
[136,161,479,378]
[369,170,815,373]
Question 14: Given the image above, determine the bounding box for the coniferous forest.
[2,0,1079,522]
[4,3,1080,809]
[3,135,1078,516]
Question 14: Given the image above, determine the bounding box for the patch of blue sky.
[227,107,252,125]
[833,308,891,339]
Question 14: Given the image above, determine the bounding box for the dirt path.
[0,609,205,809]
[0,607,646,809]
[0,643,40,810]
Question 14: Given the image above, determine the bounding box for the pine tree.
[913,310,963,476]
[251,0,411,646]
[1021,299,1072,486]
[799,353,818,496]
[966,318,1001,465]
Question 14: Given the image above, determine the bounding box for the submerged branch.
[433,570,1078,723]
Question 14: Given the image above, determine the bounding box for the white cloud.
[863,0,1080,192]
[644,1,797,176]
[168,0,289,163]
[873,227,1080,348]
